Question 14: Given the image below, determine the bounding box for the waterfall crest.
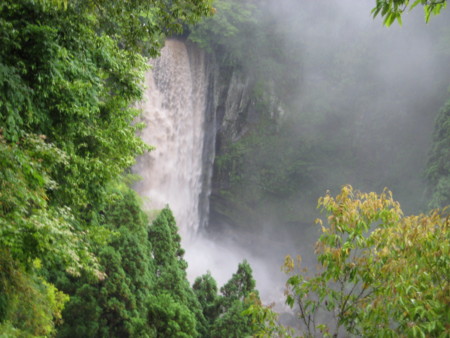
[133,40,209,238]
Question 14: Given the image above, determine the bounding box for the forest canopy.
[1,0,449,336]
[0,0,214,335]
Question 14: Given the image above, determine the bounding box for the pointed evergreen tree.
[147,208,206,337]
[193,272,221,335]
[219,260,256,307]
[210,260,259,338]
[57,188,155,337]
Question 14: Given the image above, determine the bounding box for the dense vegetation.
[0,0,263,336]
[1,0,449,336]
[246,186,449,337]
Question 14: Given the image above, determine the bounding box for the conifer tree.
[193,272,221,332]
[57,188,155,337]
[147,208,207,337]
[210,260,259,338]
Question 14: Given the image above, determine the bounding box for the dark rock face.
[185,41,257,233]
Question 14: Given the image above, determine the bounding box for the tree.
[0,251,69,337]
[0,0,213,333]
[219,260,256,308]
[372,0,447,26]
[278,186,449,337]
[188,0,257,62]
[57,187,155,337]
[148,208,206,337]
[246,186,449,337]
[210,260,259,338]
[148,208,191,300]
[243,292,296,338]
[146,293,198,338]
[192,262,263,338]
[58,200,210,338]
[193,272,221,330]
[0,0,214,267]
[0,134,98,275]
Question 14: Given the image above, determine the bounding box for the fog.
[184,233,290,306]
[133,0,450,314]
[256,0,450,217]
[182,0,450,308]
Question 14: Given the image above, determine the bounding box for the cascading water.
[133,40,210,240]
[133,39,285,301]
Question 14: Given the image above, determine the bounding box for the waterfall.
[133,40,286,301]
[133,40,210,239]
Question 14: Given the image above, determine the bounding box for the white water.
[133,40,287,306]
[133,40,208,240]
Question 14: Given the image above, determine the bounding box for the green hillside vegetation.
[0,0,262,336]
[1,0,449,336]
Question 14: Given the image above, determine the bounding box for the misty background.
[6,0,447,335]
[178,0,450,304]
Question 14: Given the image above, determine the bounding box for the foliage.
[146,293,197,338]
[0,134,99,275]
[208,260,259,338]
[218,260,256,308]
[74,0,214,56]
[0,0,214,258]
[58,195,209,337]
[210,300,253,338]
[188,0,256,58]
[0,0,213,334]
[148,208,192,302]
[280,186,449,337]
[1,0,154,213]
[189,0,299,99]
[372,0,447,26]
[148,208,206,337]
[193,272,220,328]
[0,250,69,337]
[243,292,297,338]
[56,187,155,337]
[191,261,260,338]
[426,100,450,209]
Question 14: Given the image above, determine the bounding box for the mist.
[136,0,450,310]
[185,0,450,306]
[6,0,447,335]
[268,0,449,210]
